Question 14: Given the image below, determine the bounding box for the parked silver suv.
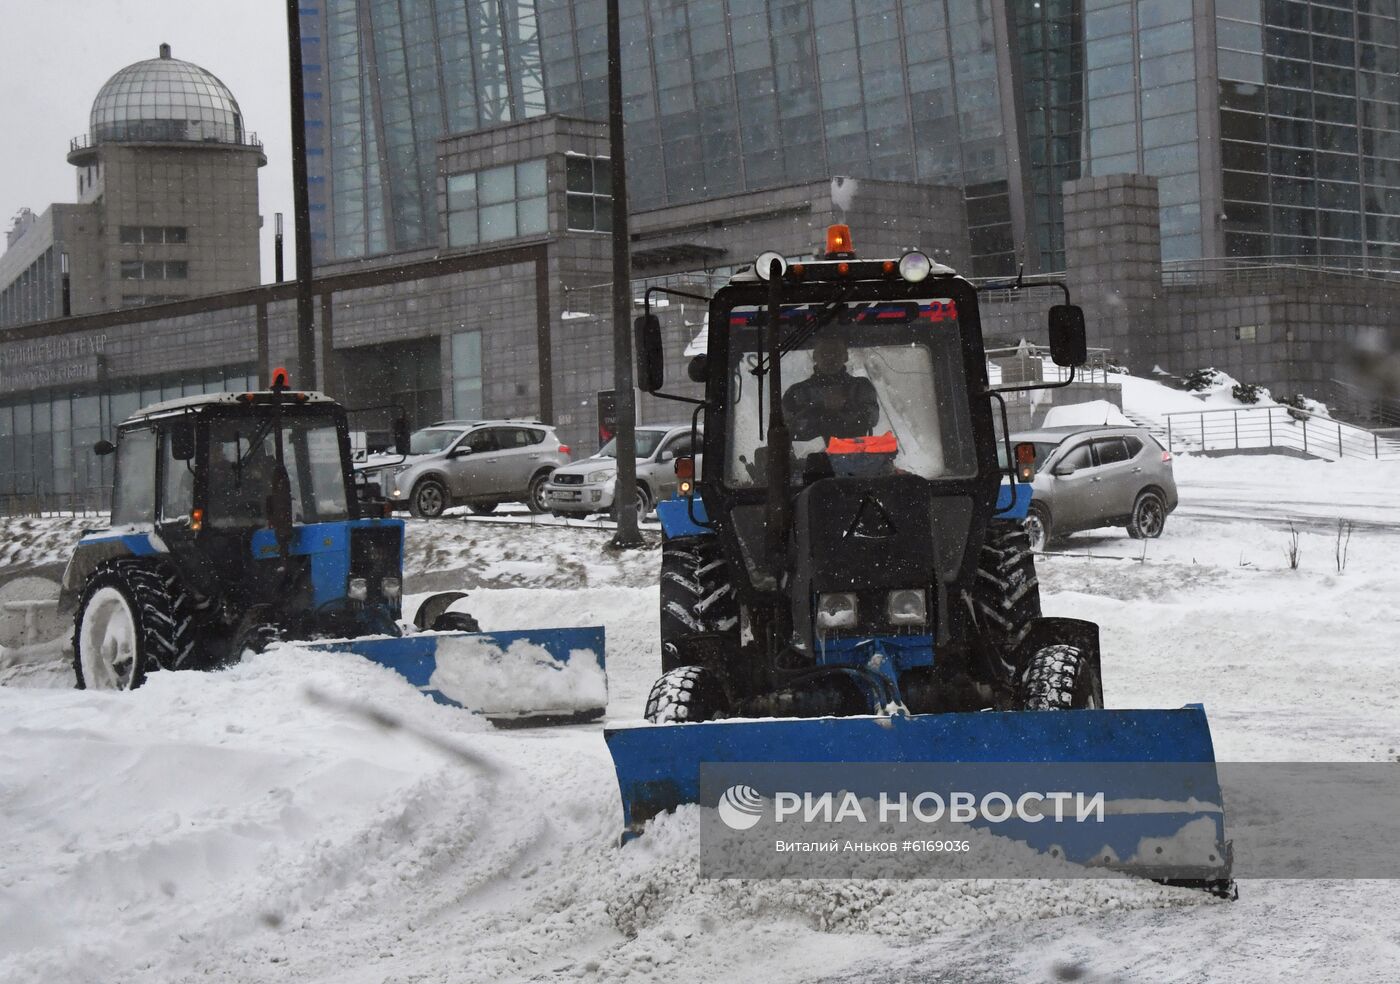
[543,424,701,522]
[1007,425,1177,551]
[359,419,571,518]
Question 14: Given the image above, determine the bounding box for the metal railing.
[0,488,111,519]
[1161,254,1400,288]
[984,347,1117,386]
[1164,405,1400,460]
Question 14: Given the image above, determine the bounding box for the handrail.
[1162,404,1400,460]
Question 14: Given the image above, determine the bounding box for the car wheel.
[1127,490,1166,539]
[1024,502,1052,552]
[411,479,447,518]
[525,472,551,514]
[467,502,498,515]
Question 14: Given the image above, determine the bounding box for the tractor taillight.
[1014,442,1036,483]
[190,508,204,531]
[674,456,695,481]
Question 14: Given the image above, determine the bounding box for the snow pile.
[428,635,607,714]
[1042,399,1133,427]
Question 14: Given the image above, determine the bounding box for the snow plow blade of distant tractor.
[307,625,607,726]
[605,705,1232,887]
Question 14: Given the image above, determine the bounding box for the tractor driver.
[781,332,881,443]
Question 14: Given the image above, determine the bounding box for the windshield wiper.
[749,290,850,378]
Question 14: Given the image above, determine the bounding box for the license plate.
[548,490,581,501]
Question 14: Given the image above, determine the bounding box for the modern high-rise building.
[300,0,1400,279]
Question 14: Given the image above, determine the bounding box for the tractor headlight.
[898,251,932,283]
[348,577,368,601]
[887,589,927,626]
[382,577,401,600]
[816,592,858,629]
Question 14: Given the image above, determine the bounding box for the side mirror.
[93,439,116,456]
[392,417,411,455]
[634,313,664,393]
[659,449,675,462]
[1048,304,1087,367]
[687,354,708,384]
[451,445,473,457]
[1052,462,1077,477]
[171,421,196,461]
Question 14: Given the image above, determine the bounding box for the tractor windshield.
[206,412,350,528]
[724,299,977,488]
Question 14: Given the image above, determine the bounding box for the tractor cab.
[61,377,411,677]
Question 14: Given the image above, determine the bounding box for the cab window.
[112,427,157,525]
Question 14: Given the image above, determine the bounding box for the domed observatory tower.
[67,43,266,311]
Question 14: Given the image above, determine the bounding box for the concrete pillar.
[1063,174,1163,371]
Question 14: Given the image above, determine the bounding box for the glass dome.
[89,44,245,145]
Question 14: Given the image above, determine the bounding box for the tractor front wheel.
[644,665,727,723]
[73,560,194,690]
[1017,644,1103,710]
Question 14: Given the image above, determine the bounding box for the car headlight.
[816,592,858,629]
[585,468,616,484]
[887,589,927,626]
[392,464,413,478]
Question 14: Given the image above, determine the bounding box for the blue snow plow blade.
[605,705,1231,882]
[306,626,607,725]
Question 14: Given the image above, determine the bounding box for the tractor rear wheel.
[645,665,727,723]
[659,535,739,673]
[73,559,195,690]
[973,520,1042,654]
[1017,644,1103,710]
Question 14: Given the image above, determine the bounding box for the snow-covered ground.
[2,453,1399,983]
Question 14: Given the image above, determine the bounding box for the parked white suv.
[543,425,701,522]
[358,420,571,518]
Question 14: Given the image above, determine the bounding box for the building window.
[451,330,483,418]
[121,294,179,308]
[566,157,613,232]
[120,260,189,281]
[119,225,188,245]
[1234,324,1258,341]
[446,159,548,247]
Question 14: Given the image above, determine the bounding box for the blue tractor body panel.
[657,496,713,539]
[248,517,405,607]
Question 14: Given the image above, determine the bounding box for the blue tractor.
[605,227,1232,889]
[58,374,605,722]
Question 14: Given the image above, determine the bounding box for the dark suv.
[1008,425,1178,550]
[358,419,571,517]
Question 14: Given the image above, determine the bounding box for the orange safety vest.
[826,431,898,455]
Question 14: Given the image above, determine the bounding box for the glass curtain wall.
[1216,0,1400,269]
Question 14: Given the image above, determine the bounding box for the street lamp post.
[285,0,317,388]
[607,0,641,547]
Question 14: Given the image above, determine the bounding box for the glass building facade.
[1215,0,1400,268]
[300,0,1400,274]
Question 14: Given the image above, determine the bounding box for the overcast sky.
[0,0,295,281]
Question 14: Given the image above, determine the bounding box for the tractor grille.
[350,526,402,583]
[553,473,584,485]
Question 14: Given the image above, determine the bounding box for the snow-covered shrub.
[1183,367,1224,392]
[1231,381,1264,404]
[1277,393,1310,422]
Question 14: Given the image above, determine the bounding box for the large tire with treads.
[644,665,728,723]
[973,519,1042,654]
[1017,644,1103,710]
[659,535,739,673]
[73,558,196,690]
